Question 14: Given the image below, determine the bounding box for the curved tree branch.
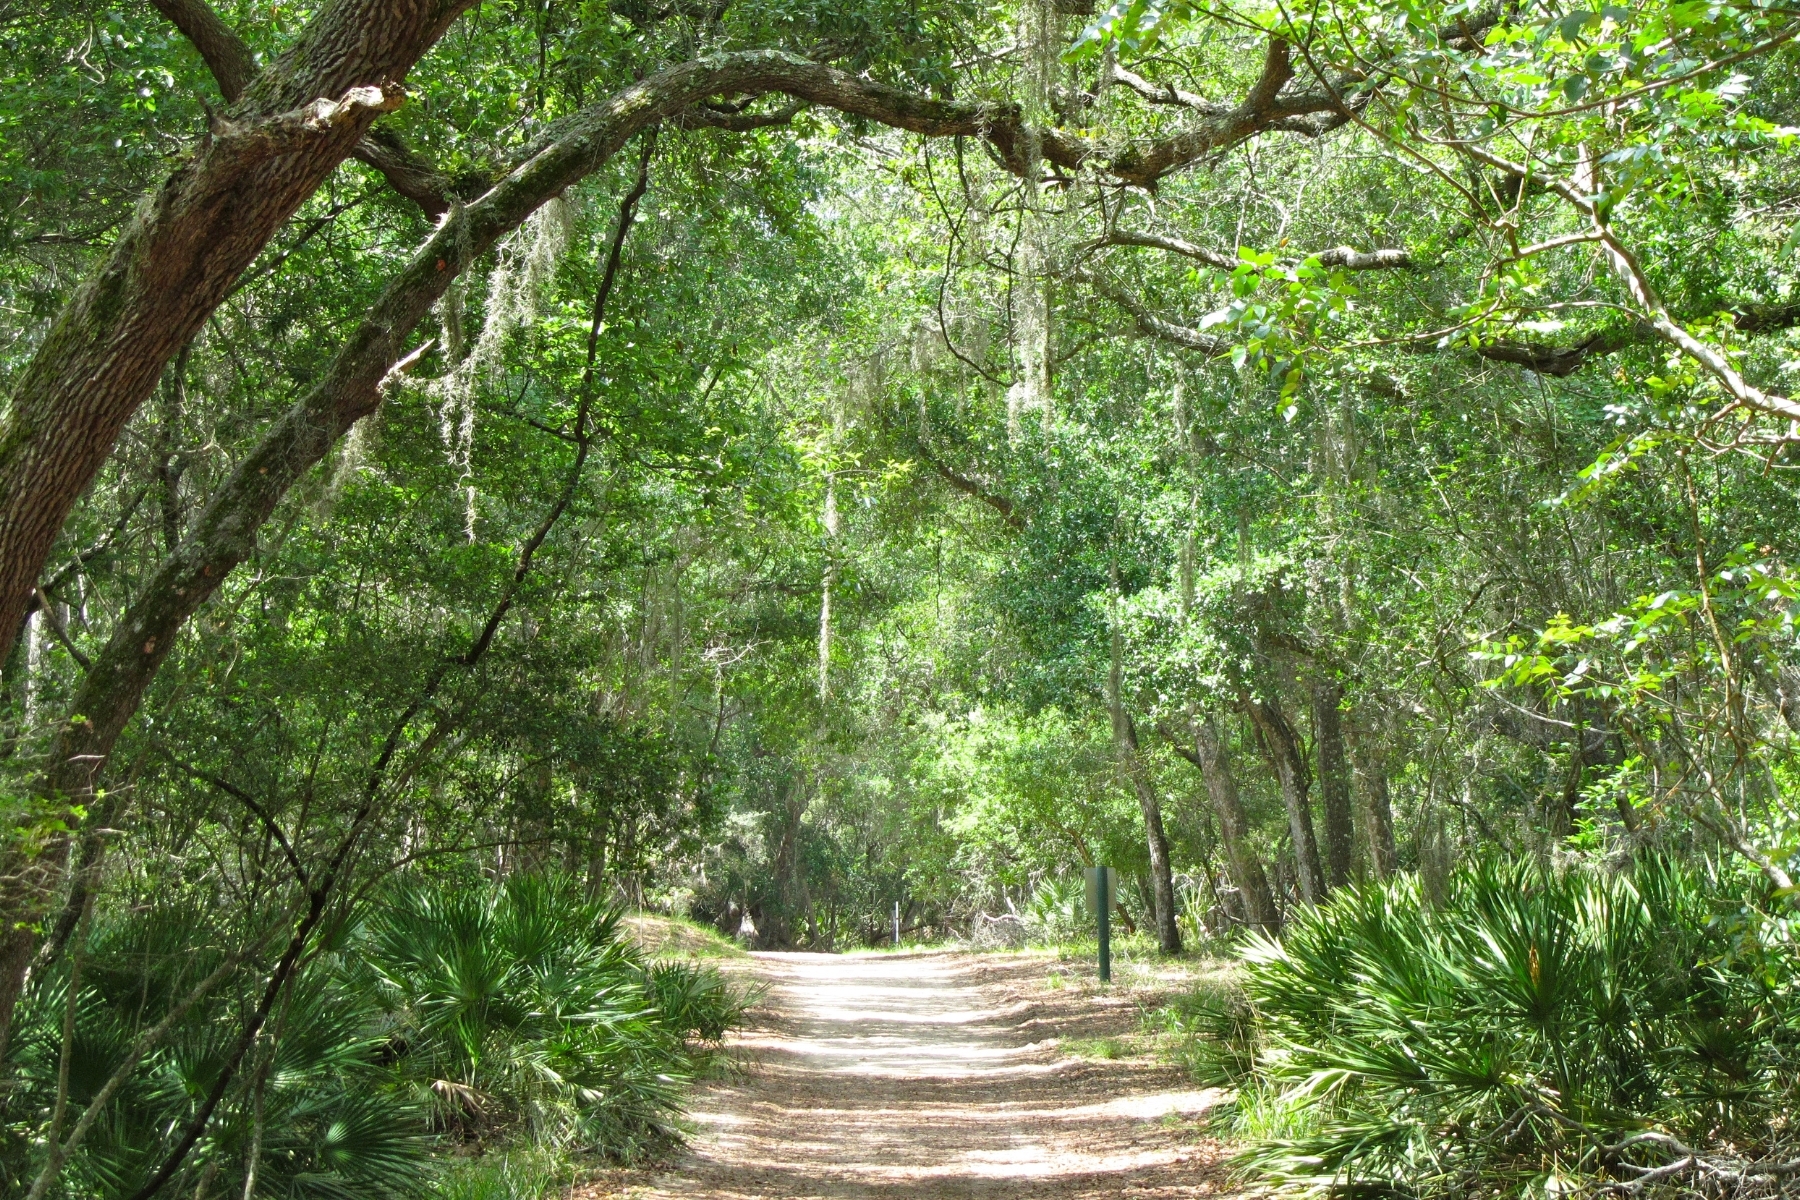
[150,0,257,101]
[912,442,1025,530]
[1076,271,1233,355]
[163,755,307,886]
[675,100,806,131]
[1464,144,1800,422]
[1094,229,1413,271]
[1107,40,1362,186]
[1465,329,1637,376]
[350,125,459,216]
[1089,264,1792,382]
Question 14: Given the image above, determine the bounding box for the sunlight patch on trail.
[625,952,1235,1200]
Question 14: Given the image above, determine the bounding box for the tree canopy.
[4,0,1800,1192]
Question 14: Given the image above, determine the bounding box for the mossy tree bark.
[1348,716,1399,878]
[1312,678,1355,889]
[1180,716,1281,933]
[0,0,481,666]
[1243,692,1328,904]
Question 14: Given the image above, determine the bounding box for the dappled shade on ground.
[586,951,1231,1200]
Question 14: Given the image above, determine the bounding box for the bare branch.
[912,443,1025,530]
[1076,271,1233,355]
[1107,39,1359,187]
[1467,328,1638,377]
[1105,63,1224,113]
[163,756,307,886]
[150,0,256,102]
[1096,230,1236,270]
[40,485,152,597]
[350,125,457,217]
[1095,229,1413,271]
[31,589,89,672]
[1465,144,1800,422]
[676,100,806,131]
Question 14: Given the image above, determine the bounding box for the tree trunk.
[1242,692,1327,904]
[1191,717,1280,933]
[766,777,805,950]
[1109,572,1180,954]
[1117,713,1181,953]
[1311,678,1354,889]
[819,474,836,701]
[586,809,611,899]
[1347,718,1398,878]
[1552,709,1586,838]
[0,0,478,664]
[0,623,26,760]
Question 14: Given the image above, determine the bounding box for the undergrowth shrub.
[1222,857,1800,1199]
[643,960,754,1044]
[429,1148,571,1200]
[1024,876,1084,942]
[360,873,711,1156]
[3,872,748,1198]
[1144,974,1257,1087]
[5,900,430,1200]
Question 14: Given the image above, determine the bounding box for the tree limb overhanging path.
[0,0,1369,1045]
[0,8,1345,671]
[591,952,1231,1200]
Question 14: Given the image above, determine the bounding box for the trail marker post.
[893,901,900,947]
[1084,866,1117,983]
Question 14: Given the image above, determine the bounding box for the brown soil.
[576,950,1238,1200]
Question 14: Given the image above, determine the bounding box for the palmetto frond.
[1230,858,1800,1198]
[5,872,745,1195]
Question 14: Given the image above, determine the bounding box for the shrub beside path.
[581,950,1235,1200]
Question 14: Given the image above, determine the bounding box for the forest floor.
[576,948,1238,1200]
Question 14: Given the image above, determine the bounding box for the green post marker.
[1084,866,1117,982]
[1096,865,1111,983]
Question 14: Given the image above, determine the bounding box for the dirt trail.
[601,951,1235,1200]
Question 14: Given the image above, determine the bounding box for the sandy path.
[602,951,1235,1200]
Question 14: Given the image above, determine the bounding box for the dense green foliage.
[3,872,742,1195]
[5,0,1800,1193]
[1226,861,1800,1196]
